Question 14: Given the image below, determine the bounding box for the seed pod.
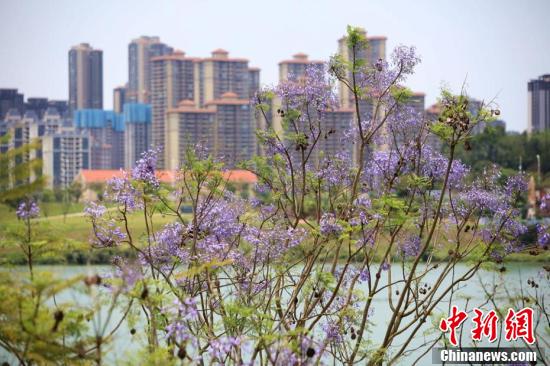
[177,347,187,360]
[306,347,316,358]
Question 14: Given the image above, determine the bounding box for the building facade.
[150,51,196,168]
[42,130,90,188]
[194,49,251,107]
[278,53,324,82]
[68,43,103,113]
[0,89,24,120]
[207,92,255,166]
[74,109,124,170]
[128,36,173,103]
[528,74,550,133]
[166,100,217,170]
[124,103,152,169]
[113,86,127,113]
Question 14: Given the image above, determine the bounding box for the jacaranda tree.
[1,26,548,365]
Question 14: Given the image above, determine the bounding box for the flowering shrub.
[2,26,548,365]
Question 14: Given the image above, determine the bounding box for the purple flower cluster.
[322,320,343,343]
[400,236,421,257]
[90,220,126,248]
[142,222,189,269]
[85,202,126,248]
[84,202,106,218]
[106,173,143,211]
[505,174,527,197]
[165,298,199,343]
[16,200,40,220]
[320,213,343,236]
[132,147,161,188]
[276,65,337,114]
[537,224,549,248]
[540,194,550,211]
[209,336,241,362]
[316,152,353,187]
[391,45,421,75]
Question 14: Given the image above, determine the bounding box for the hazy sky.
[1,0,549,132]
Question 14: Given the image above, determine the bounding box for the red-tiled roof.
[78,169,257,184]
[78,170,175,183]
[221,170,257,184]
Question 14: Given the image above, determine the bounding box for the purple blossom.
[89,220,126,248]
[504,174,527,197]
[132,147,161,188]
[209,336,241,362]
[165,298,199,343]
[16,200,40,220]
[320,213,343,236]
[84,202,106,219]
[316,152,353,187]
[322,320,343,343]
[400,236,421,257]
[106,173,143,211]
[359,268,370,282]
[112,260,143,290]
[141,222,189,268]
[537,224,549,248]
[391,45,421,75]
[380,261,390,271]
[540,194,550,211]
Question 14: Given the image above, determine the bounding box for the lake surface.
[1,263,547,365]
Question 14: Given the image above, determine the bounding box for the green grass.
[0,202,180,265]
[0,203,548,265]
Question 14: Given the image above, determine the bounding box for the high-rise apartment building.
[248,67,261,98]
[150,51,196,168]
[0,89,24,120]
[74,109,124,169]
[528,74,550,133]
[207,92,255,166]
[68,43,103,113]
[166,100,217,170]
[317,109,355,159]
[113,86,127,113]
[42,129,90,188]
[128,36,173,103]
[46,100,69,118]
[124,103,152,169]
[194,49,251,107]
[165,93,255,169]
[337,29,386,112]
[0,106,85,188]
[278,53,324,82]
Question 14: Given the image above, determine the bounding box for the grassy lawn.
[0,202,547,265]
[0,202,181,264]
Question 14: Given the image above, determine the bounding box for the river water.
[0,263,547,365]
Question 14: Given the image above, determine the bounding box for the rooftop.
[77,169,257,185]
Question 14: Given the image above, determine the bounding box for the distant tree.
[39,189,55,217]
[68,181,83,202]
[455,128,550,179]
[0,134,45,205]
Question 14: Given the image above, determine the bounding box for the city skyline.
[1,0,549,132]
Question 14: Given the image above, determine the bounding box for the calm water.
[1,263,547,365]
